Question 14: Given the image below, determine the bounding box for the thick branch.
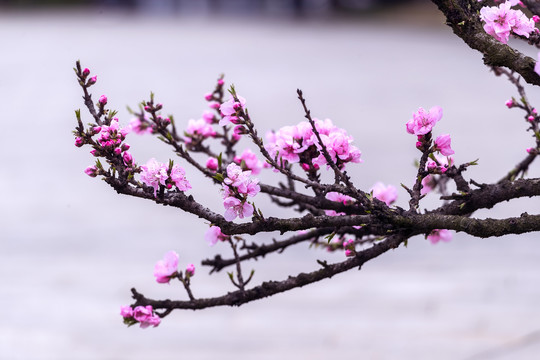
[431,0,540,86]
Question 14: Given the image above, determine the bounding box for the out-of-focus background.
[1,0,540,359]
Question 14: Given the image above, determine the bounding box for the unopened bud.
[185,264,195,277]
[123,151,133,165]
[74,137,84,147]
[87,76,97,86]
[99,95,108,105]
[84,165,98,177]
[217,79,224,86]
[204,92,213,101]
[82,68,90,77]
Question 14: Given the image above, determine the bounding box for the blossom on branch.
[427,229,452,244]
[219,95,246,126]
[434,134,455,156]
[204,226,230,246]
[153,251,179,284]
[406,106,442,135]
[479,1,535,44]
[371,182,398,206]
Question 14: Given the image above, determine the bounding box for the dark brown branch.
[131,234,406,311]
[431,0,540,86]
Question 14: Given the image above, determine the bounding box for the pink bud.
[121,143,130,151]
[533,108,538,115]
[415,141,422,149]
[533,15,540,23]
[166,183,173,189]
[163,117,171,125]
[204,92,213,101]
[301,163,311,171]
[229,116,239,124]
[526,147,535,153]
[82,68,90,77]
[232,102,242,110]
[123,151,133,165]
[185,264,195,277]
[155,103,163,110]
[84,165,98,177]
[209,101,220,109]
[505,99,514,108]
[87,76,97,85]
[99,95,107,105]
[217,79,224,86]
[144,106,150,111]
[528,116,535,122]
[206,157,218,171]
[93,126,101,134]
[90,149,98,156]
[74,137,84,147]
[114,147,122,155]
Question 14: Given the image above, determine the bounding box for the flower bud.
[204,92,213,101]
[82,68,90,77]
[121,143,130,151]
[217,79,224,86]
[93,126,102,134]
[74,137,84,147]
[206,157,218,171]
[209,101,220,109]
[84,165,98,177]
[533,15,540,23]
[99,95,108,105]
[87,76,97,86]
[123,151,133,165]
[114,147,122,155]
[185,264,195,277]
[528,116,535,122]
[505,99,514,108]
[90,149,98,156]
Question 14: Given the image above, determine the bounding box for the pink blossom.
[84,165,98,177]
[120,306,133,318]
[234,148,264,175]
[434,134,455,156]
[140,158,169,196]
[343,239,355,257]
[153,250,179,284]
[371,182,398,206]
[185,264,195,277]
[204,226,230,246]
[204,92,213,101]
[505,99,515,108]
[324,192,354,216]
[219,96,246,126]
[406,106,443,135]
[202,110,215,124]
[421,175,434,195]
[130,117,153,135]
[427,229,452,244]
[223,163,260,197]
[218,79,224,86]
[169,164,192,192]
[223,197,254,221]
[75,137,83,147]
[99,95,107,105]
[185,118,216,143]
[426,154,454,174]
[206,157,218,171]
[133,305,160,328]
[480,2,535,44]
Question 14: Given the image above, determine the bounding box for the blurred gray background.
[1,0,540,359]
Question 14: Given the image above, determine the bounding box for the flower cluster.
[480,1,535,44]
[221,163,260,221]
[96,118,131,152]
[140,158,191,197]
[120,305,161,328]
[266,118,362,170]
